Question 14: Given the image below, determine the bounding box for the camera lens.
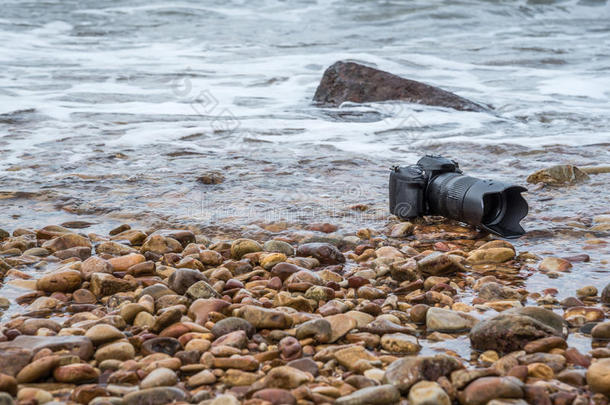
[482,193,505,224]
[427,173,528,238]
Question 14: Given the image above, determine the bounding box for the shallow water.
[0,0,609,300]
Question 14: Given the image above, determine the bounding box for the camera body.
[389,155,461,218]
[389,155,528,238]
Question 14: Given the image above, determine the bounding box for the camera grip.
[389,172,424,219]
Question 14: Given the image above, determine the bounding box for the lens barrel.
[427,172,528,238]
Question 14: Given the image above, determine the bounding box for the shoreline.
[0,217,608,404]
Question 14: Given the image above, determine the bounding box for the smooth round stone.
[0,298,9,310]
[263,240,294,256]
[523,336,567,353]
[119,303,147,323]
[230,238,262,259]
[73,289,97,304]
[279,336,302,361]
[108,253,145,271]
[168,268,208,295]
[380,333,421,354]
[123,387,188,405]
[141,337,181,356]
[187,369,216,387]
[591,322,610,340]
[211,331,247,349]
[80,256,113,280]
[259,366,312,389]
[210,394,240,405]
[426,307,477,333]
[0,374,17,396]
[296,242,345,265]
[184,339,211,352]
[133,311,156,328]
[286,358,319,377]
[19,319,61,335]
[459,376,524,405]
[86,324,124,346]
[587,358,610,397]
[211,317,255,338]
[198,250,223,266]
[94,341,135,362]
[345,311,375,328]
[410,304,430,324]
[140,235,182,255]
[22,247,50,257]
[466,248,515,265]
[408,381,451,405]
[53,363,100,383]
[252,388,296,405]
[527,363,554,380]
[417,252,461,276]
[260,253,287,270]
[17,387,53,404]
[42,233,91,253]
[363,368,385,382]
[70,384,110,405]
[16,355,60,383]
[334,385,400,405]
[140,367,178,389]
[383,354,462,393]
[232,305,292,329]
[153,307,182,332]
[186,280,220,300]
[538,257,572,272]
[220,370,258,387]
[36,269,82,293]
[325,314,357,343]
[576,285,598,298]
[138,284,175,300]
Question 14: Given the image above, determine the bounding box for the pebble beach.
[0,214,609,405]
[2,0,610,404]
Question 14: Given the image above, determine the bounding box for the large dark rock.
[469,307,566,353]
[313,61,489,112]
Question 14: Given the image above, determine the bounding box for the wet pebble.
[140,367,177,388]
[335,384,400,405]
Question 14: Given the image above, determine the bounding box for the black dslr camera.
[389,155,528,238]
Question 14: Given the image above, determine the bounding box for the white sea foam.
[1,0,610,170]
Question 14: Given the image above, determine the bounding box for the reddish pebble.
[348,276,369,289]
[564,347,591,368]
[306,223,338,233]
[542,288,558,296]
[224,279,244,290]
[563,254,590,263]
[434,242,450,251]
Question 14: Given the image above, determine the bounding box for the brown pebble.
[564,347,591,368]
[507,365,528,381]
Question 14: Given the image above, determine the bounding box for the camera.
[389,155,528,238]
